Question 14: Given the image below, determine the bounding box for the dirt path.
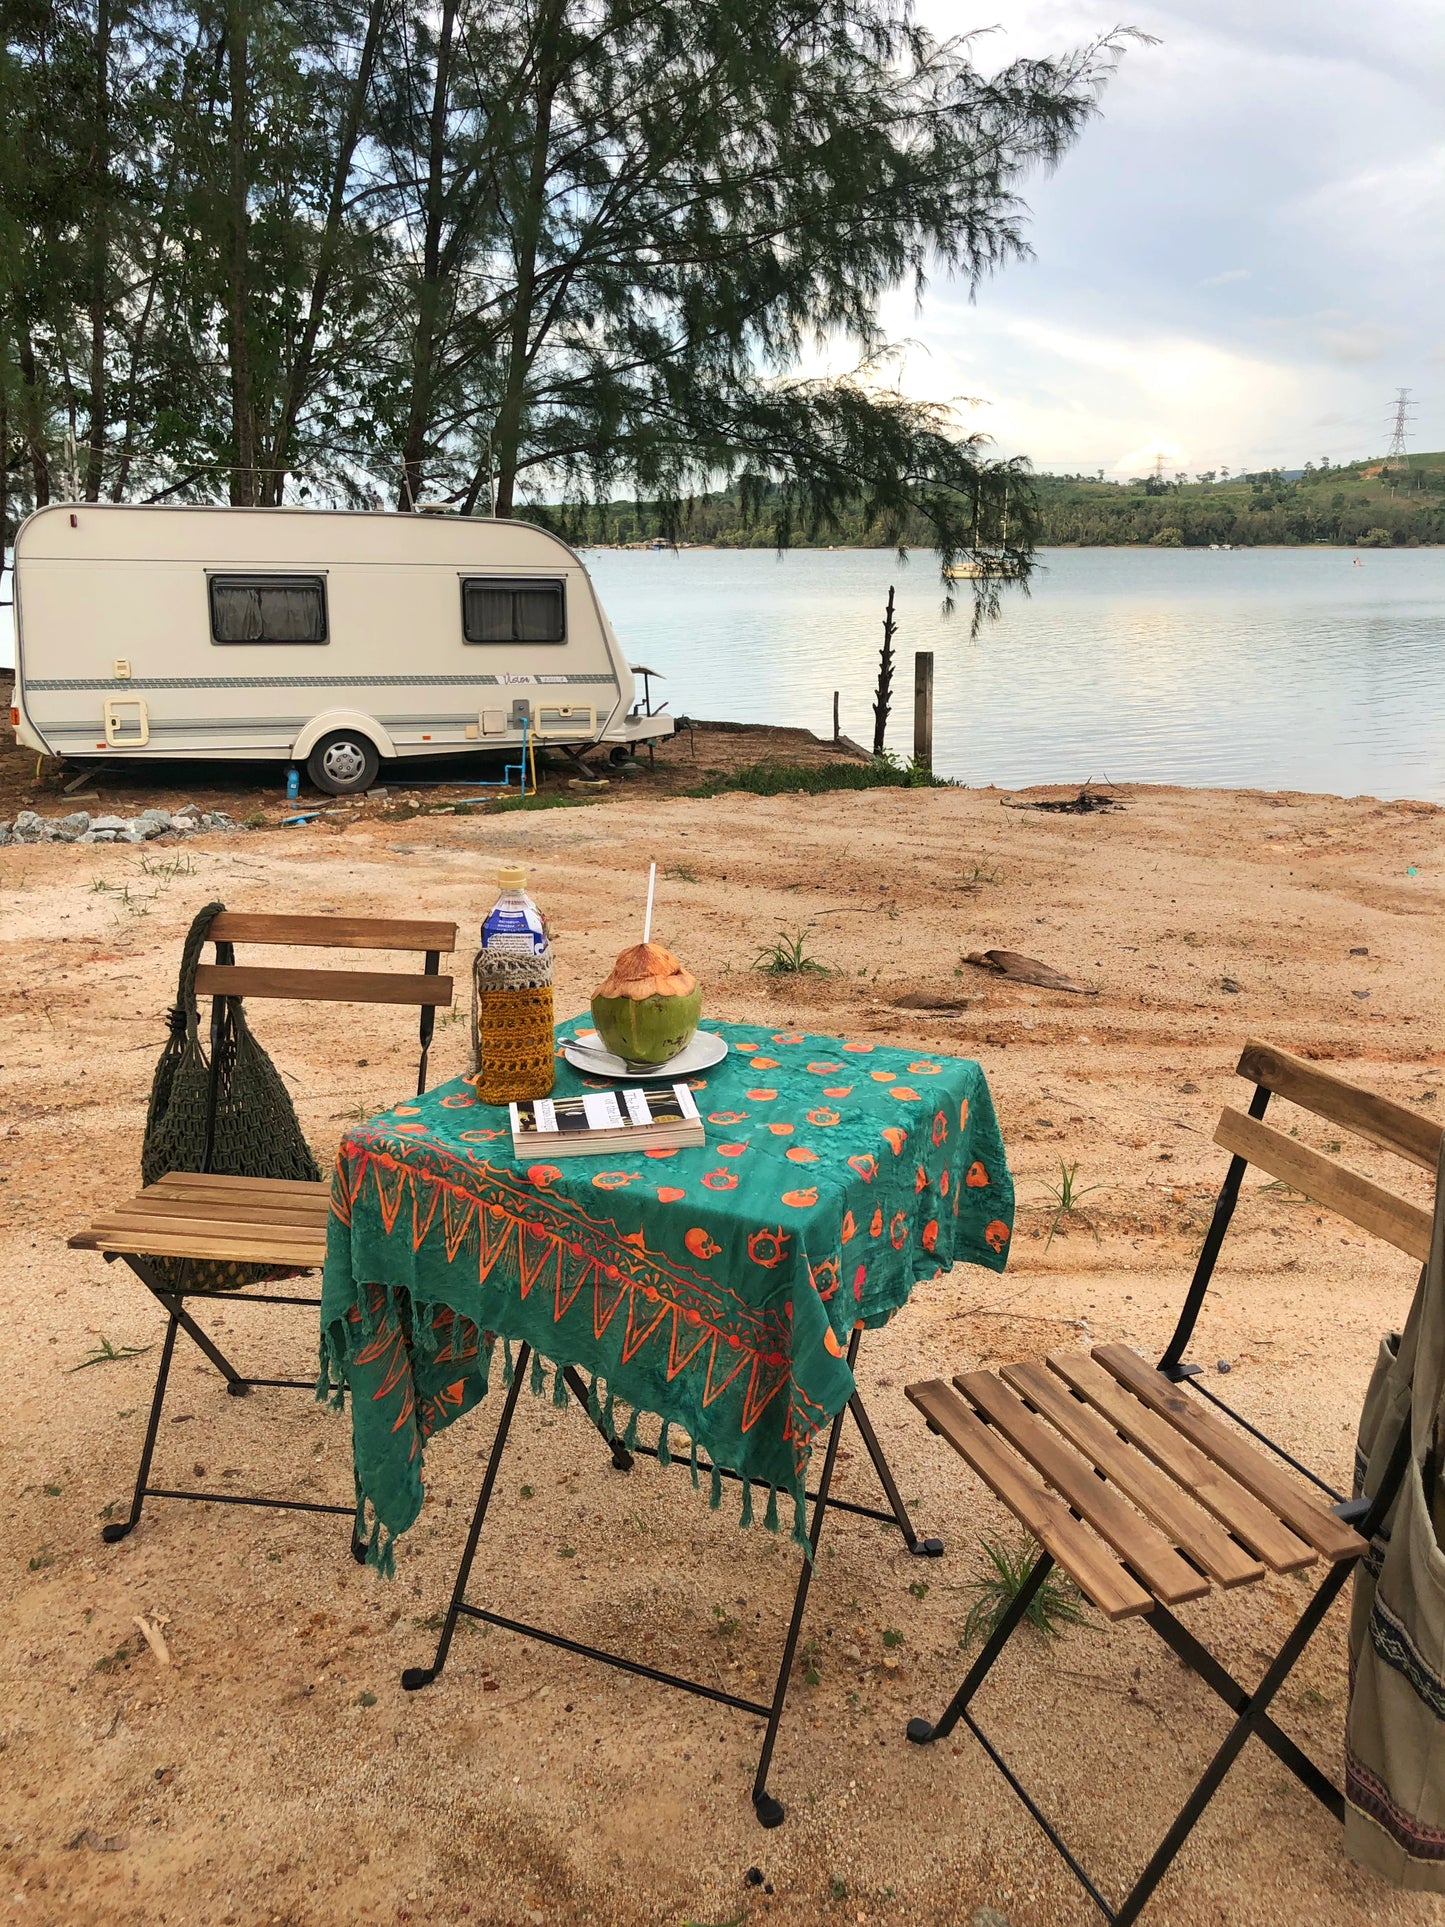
[2,777,1443,1927]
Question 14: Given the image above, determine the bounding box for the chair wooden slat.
[1046,1352,1317,1573]
[78,1225,325,1256]
[195,963,453,1008]
[1000,1360,1265,1589]
[956,1371,1210,1606]
[1238,1038,1442,1174]
[71,1222,326,1264]
[97,1193,330,1229]
[151,1173,330,1200]
[208,912,456,953]
[80,1204,325,1243]
[1216,1106,1431,1262]
[906,1380,1153,1621]
[1093,1344,1366,1564]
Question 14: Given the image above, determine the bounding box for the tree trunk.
[111,43,204,501]
[225,0,255,506]
[491,5,564,520]
[268,0,387,504]
[82,0,114,502]
[871,584,896,755]
[17,331,51,509]
[398,0,460,512]
[0,380,10,553]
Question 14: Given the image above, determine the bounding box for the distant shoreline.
[583,539,1443,552]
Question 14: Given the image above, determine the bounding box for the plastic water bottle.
[481,868,548,955]
[473,865,555,1103]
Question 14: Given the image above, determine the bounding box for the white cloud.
[1317,324,1406,367]
[881,1,1444,460]
[860,305,1313,472]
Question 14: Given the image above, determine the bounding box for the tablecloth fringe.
[317,1285,810,1563]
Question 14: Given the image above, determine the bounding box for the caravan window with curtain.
[461,577,566,644]
[209,574,329,645]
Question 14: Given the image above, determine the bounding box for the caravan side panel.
[12,505,633,766]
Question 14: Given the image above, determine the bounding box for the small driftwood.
[888,988,985,1012]
[132,1614,171,1666]
[1003,783,1123,815]
[963,950,1098,995]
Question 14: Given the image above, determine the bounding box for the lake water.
[588,546,1445,801]
[5,543,1442,799]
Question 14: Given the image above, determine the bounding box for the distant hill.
[1029,452,1445,548]
[539,451,1445,550]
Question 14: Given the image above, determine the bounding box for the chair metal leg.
[907,1551,1056,1745]
[562,1363,634,1471]
[1110,1558,1355,1927]
[125,1256,250,1394]
[1146,1600,1344,1817]
[160,1293,251,1394]
[403,1343,531,1691]
[102,1310,181,1543]
[849,1388,942,1556]
[750,1388,851,1829]
[908,1541,1356,1927]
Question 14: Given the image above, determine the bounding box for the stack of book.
[509,1083,704,1160]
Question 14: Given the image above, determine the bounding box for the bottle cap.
[497,864,527,888]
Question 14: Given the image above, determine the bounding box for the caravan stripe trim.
[25,673,618,692]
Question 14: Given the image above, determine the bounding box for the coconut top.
[595,941,697,1002]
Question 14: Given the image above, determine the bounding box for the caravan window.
[461,576,566,645]
[209,574,328,645]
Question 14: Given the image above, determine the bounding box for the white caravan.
[10,503,670,792]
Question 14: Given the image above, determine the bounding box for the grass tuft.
[493,791,598,812]
[688,755,947,799]
[752,927,829,975]
[1041,1157,1102,1248]
[961,1534,1091,1647]
[69,1335,156,1372]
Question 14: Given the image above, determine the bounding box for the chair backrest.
[1160,1038,1441,1395]
[1220,1038,1440,1263]
[196,912,458,1097]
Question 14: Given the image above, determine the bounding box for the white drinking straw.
[642,861,656,944]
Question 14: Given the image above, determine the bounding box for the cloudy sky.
[858,0,1444,476]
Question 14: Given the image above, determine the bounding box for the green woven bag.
[142,901,321,1290]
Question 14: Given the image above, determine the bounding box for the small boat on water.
[944,485,1021,581]
[946,554,1021,580]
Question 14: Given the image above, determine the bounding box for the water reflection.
[587,546,1445,800]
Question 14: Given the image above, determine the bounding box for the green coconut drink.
[590,941,701,1065]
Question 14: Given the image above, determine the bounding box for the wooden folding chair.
[70,912,456,1548]
[904,1038,1440,1925]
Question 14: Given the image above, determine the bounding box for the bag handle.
[170,900,227,1050]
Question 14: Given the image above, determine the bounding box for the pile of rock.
[0,806,245,845]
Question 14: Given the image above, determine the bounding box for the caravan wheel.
[308,731,380,795]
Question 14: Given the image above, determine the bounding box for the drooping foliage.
[0,0,1135,614]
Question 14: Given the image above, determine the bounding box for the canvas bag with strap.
[1345,1136,1445,1887]
[141,900,321,1290]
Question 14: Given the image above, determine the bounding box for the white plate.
[562,1028,728,1081]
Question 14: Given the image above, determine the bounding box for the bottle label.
[483,904,546,954]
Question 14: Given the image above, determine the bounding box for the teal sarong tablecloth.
[319,1021,1013,1569]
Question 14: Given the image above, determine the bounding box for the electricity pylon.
[1385,388,1415,471]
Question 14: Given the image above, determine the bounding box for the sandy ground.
[3,763,1444,1927]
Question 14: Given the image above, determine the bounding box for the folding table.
[320,1020,1014,1823]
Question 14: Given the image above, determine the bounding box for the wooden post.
[832,690,840,744]
[913,651,934,773]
